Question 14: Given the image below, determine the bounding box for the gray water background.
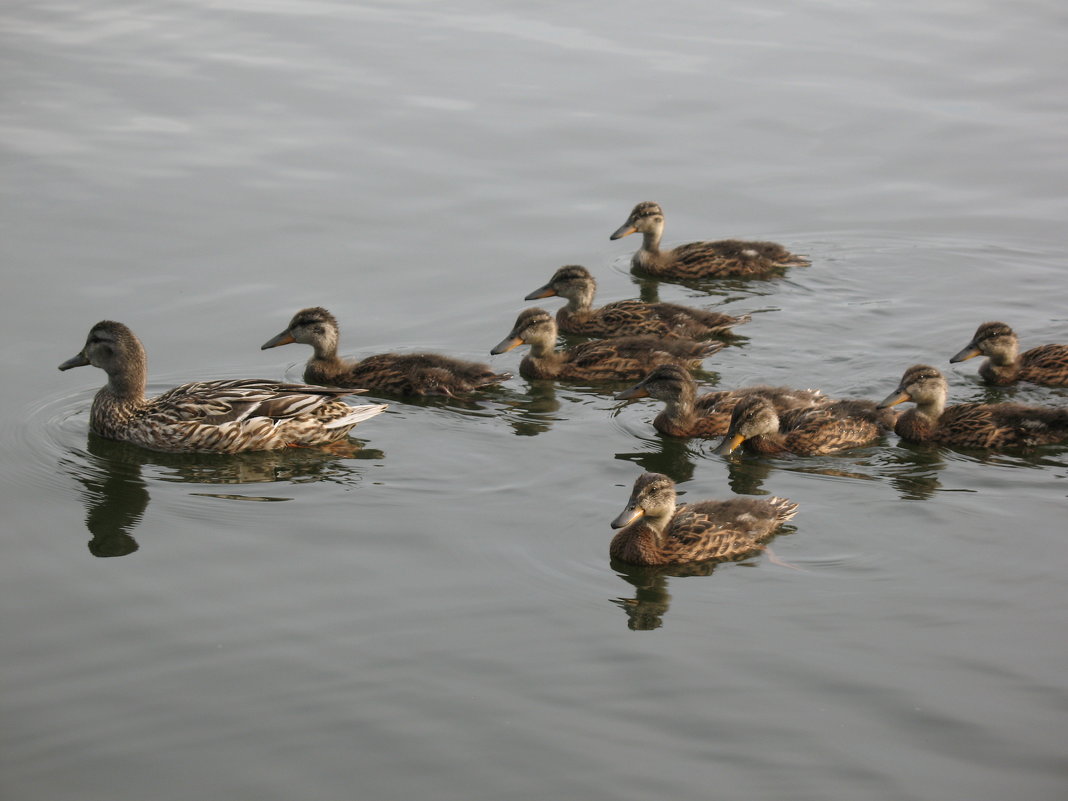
[2,1,1067,799]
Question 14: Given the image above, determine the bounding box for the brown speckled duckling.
[524,265,749,339]
[262,307,511,397]
[950,321,1068,387]
[615,364,827,438]
[715,394,895,456]
[60,321,386,453]
[490,308,721,382]
[609,472,798,565]
[610,201,809,279]
[878,364,1068,448]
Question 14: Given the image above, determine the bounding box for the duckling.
[615,364,827,438]
[59,321,387,454]
[490,308,721,382]
[262,307,510,397]
[610,472,798,565]
[950,321,1068,387]
[610,201,809,279]
[878,364,1068,448]
[714,394,894,456]
[524,265,749,339]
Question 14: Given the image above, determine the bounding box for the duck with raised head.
[609,472,798,565]
[262,307,511,397]
[615,364,827,438]
[59,321,387,453]
[524,265,749,339]
[878,364,1068,448]
[490,308,721,382]
[714,394,895,456]
[609,201,809,279]
[950,321,1068,387]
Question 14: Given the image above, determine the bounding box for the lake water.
[3,1,1067,799]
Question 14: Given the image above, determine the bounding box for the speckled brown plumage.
[950,321,1068,387]
[610,202,809,280]
[715,394,895,456]
[490,308,721,382]
[524,265,749,339]
[609,472,798,566]
[615,364,827,438]
[262,307,510,397]
[60,321,387,453]
[878,364,1068,449]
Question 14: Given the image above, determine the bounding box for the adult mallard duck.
[950,321,1068,387]
[262,307,511,397]
[610,472,798,565]
[877,364,1068,448]
[524,265,749,339]
[615,364,827,438]
[609,201,809,279]
[490,308,721,382]
[59,321,387,454]
[714,394,894,456]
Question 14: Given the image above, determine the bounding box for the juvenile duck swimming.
[615,364,826,438]
[610,472,798,565]
[714,394,895,456]
[262,307,510,397]
[950,321,1068,387]
[490,308,721,382]
[524,265,749,339]
[60,321,387,453]
[610,201,808,279]
[878,364,1068,448]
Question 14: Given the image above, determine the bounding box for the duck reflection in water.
[64,433,383,557]
[610,560,718,631]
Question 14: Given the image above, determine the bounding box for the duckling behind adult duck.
[610,472,798,565]
[615,364,827,438]
[878,365,1068,448]
[950,321,1068,387]
[262,307,511,397]
[714,394,895,456]
[490,308,721,382]
[60,321,387,454]
[524,265,749,339]
[610,202,809,280]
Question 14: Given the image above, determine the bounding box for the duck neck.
[912,391,947,423]
[103,351,148,405]
[641,223,663,255]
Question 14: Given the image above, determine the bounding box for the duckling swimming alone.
[878,364,1068,448]
[950,321,1068,387]
[262,307,510,397]
[615,364,827,438]
[490,308,721,382]
[610,201,809,280]
[60,321,387,453]
[610,472,798,565]
[524,265,749,339]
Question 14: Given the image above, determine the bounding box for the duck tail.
[767,496,800,524]
[327,403,389,429]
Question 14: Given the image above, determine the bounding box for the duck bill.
[261,331,296,350]
[611,506,643,529]
[490,335,524,356]
[614,383,649,401]
[876,388,911,409]
[524,284,557,301]
[609,223,637,241]
[949,344,981,363]
[58,352,90,371]
[714,433,745,455]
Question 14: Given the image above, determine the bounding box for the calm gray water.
[3,1,1067,799]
